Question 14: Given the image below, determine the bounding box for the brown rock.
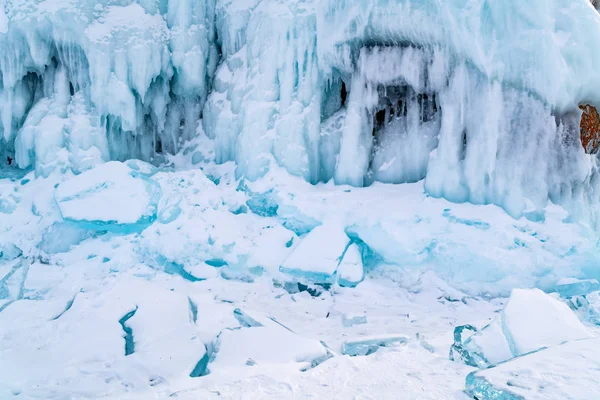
[579,104,600,154]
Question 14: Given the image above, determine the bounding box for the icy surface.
[556,277,600,298]
[0,0,597,223]
[55,161,160,227]
[466,337,600,400]
[1,0,600,396]
[279,222,350,283]
[337,243,364,287]
[460,289,592,367]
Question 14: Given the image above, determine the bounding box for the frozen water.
[337,243,364,288]
[279,222,350,283]
[556,277,600,298]
[0,0,595,223]
[340,334,409,357]
[0,0,599,397]
[208,309,330,372]
[459,289,592,367]
[55,161,160,229]
[466,337,600,400]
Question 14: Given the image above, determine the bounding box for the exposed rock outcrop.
[579,104,600,154]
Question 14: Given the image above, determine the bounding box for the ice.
[466,337,600,400]
[337,243,364,288]
[279,222,351,283]
[586,291,600,325]
[54,161,160,230]
[340,334,409,357]
[341,314,367,328]
[0,1,600,396]
[197,0,600,223]
[556,277,600,298]
[458,289,593,367]
[207,309,330,373]
[0,0,596,222]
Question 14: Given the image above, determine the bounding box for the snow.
[467,337,600,400]
[0,0,600,398]
[279,221,350,283]
[55,161,160,227]
[459,289,593,367]
[337,243,364,287]
[0,0,596,223]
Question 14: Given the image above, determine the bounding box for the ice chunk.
[38,222,96,255]
[279,222,350,283]
[556,278,600,298]
[340,334,409,357]
[586,291,600,325]
[208,310,329,372]
[341,314,368,328]
[337,243,364,288]
[466,337,600,400]
[0,244,22,261]
[459,289,592,367]
[55,162,160,230]
[569,290,600,326]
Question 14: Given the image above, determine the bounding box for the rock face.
[579,104,600,154]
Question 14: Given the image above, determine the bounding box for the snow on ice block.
[466,337,600,400]
[337,243,364,287]
[460,289,592,367]
[209,311,329,372]
[556,278,600,298]
[279,222,350,283]
[55,162,160,230]
[341,334,409,357]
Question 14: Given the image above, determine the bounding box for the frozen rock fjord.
[0,0,599,221]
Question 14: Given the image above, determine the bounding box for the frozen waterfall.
[0,0,600,222]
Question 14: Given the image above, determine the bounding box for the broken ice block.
[0,243,22,261]
[55,162,161,231]
[457,288,592,367]
[342,314,367,327]
[279,222,350,283]
[556,278,600,298]
[466,337,600,400]
[340,334,409,357]
[571,291,600,326]
[337,243,364,287]
[208,310,330,372]
[449,324,484,367]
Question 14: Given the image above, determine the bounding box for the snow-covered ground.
[2,144,600,399]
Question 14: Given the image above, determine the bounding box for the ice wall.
[206,0,600,222]
[0,0,216,173]
[1,0,600,222]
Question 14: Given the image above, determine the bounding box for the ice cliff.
[1,0,600,222]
